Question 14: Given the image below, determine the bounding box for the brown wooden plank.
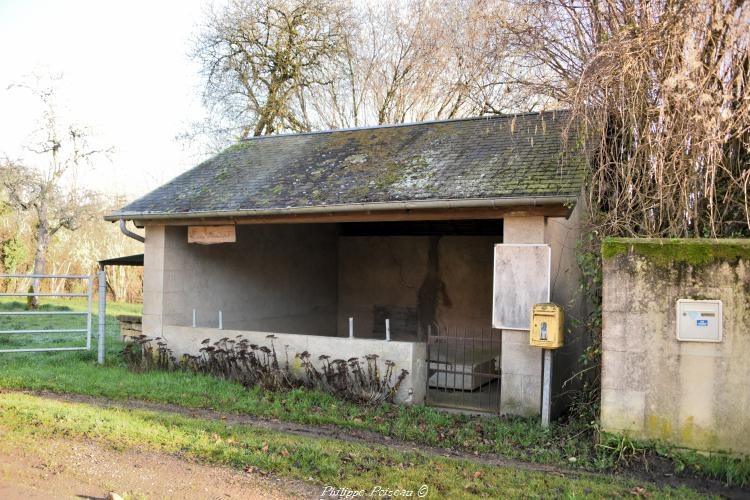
[187,225,237,244]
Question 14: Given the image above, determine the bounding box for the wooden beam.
[134,204,571,227]
[187,225,237,244]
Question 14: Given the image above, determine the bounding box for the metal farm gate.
[425,325,502,414]
[0,274,94,353]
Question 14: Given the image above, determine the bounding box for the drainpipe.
[119,219,145,243]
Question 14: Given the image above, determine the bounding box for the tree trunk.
[30,207,50,309]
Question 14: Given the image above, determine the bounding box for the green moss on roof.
[602,238,750,267]
[109,110,586,219]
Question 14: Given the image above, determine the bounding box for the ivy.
[0,237,27,273]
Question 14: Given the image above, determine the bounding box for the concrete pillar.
[500,216,545,416]
[142,225,191,336]
[142,225,167,336]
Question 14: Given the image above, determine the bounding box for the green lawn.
[0,299,606,468]
[0,392,705,499]
[0,297,747,493]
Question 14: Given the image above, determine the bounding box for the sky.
[0,0,219,198]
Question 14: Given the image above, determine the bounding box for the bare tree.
[194,0,351,138]
[0,76,109,307]
[504,0,750,238]
[189,0,528,144]
[327,0,530,126]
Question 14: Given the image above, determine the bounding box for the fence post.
[86,274,93,350]
[97,268,106,364]
[385,318,391,341]
[349,317,354,339]
[541,349,552,427]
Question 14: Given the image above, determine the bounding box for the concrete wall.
[143,224,339,337]
[141,211,584,417]
[499,204,585,417]
[161,325,427,405]
[337,235,499,340]
[601,238,750,454]
[545,203,588,417]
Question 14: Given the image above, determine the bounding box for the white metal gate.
[0,273,94,353]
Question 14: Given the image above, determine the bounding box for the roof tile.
[110,110,586,219]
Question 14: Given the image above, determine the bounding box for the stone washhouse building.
[107,110,588,417]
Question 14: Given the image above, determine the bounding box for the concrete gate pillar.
[500,216,545,416]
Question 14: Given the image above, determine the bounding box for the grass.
[0,298,599,464]
[0,297,748,491]
[0,392,705,499]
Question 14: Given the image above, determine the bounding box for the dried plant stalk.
[122,335,408,405]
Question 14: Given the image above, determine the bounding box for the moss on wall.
[602,238,750,267]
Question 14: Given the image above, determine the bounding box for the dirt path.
[8,389,750,499]
[0,433,318,500]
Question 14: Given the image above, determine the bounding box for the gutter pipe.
[105,195,575,222]
[119,219,145,242]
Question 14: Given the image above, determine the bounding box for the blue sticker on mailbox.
[696,319,709,327]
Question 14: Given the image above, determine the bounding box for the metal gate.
[426,325,502,413]
[0,274,93,353]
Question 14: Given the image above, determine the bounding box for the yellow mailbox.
[530,303,564,349]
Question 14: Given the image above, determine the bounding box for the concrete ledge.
[161,325,427,405]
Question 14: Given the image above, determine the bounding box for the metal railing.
[426,324,502,414]
[0,273,93,353]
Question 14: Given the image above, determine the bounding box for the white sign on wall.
[492,244,551,330]
[676,299,723,342]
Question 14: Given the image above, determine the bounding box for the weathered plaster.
[337,235,499,340]
[143,212,584,417]
[500,203,586,417]
[500,216,544,416]
[601,238,750,454]
[144,224,339,336]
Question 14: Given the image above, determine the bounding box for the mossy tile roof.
[109,110,586,220]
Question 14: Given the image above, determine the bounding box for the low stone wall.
[160,325,428,405]
[117,315,142,340]
[601,238,750,455]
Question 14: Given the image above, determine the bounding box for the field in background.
[0,297,140,351]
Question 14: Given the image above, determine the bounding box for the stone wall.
[117,315,142,340]
[601,238,750,454]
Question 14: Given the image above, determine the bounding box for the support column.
[500,216,545,416]
[142,225,167,337]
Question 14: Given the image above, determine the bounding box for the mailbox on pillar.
[530,303,564,349]
[529,302,564,429]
